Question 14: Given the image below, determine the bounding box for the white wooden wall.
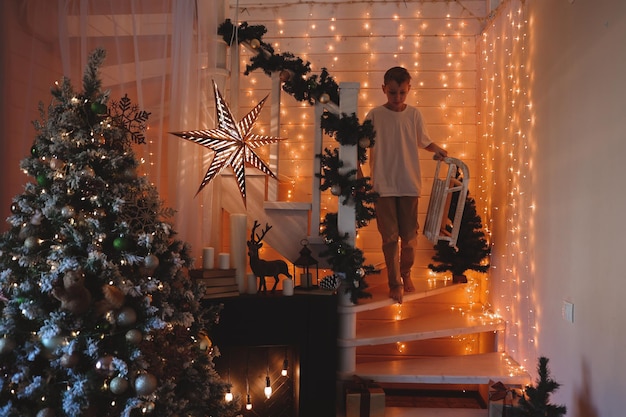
[227,0,489,269]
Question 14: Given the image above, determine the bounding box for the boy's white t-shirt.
[365,105,432,197]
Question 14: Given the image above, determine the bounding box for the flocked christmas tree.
[509,357,567,417]
[0,49,239,417]
[428,187,491,283]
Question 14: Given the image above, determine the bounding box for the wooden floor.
[384,388,487,417]
[385,408,487,417]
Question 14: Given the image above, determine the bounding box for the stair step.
[354,352,530,385]
[339,309,504,347]
[339,280,464,314]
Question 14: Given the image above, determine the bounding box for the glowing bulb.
[246,394,252,410]
[264,376,272,399]
[281,359,289,377]
[225,389,233,402]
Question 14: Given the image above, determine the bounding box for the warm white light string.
[477,0,535,374]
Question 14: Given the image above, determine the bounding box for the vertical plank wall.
[227,0,488,275]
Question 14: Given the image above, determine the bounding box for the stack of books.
[190,269,239,299]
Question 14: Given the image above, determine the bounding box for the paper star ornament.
[171,80,286,204]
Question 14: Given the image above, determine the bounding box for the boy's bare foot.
[403,276,415,292]
[389,286,403,304]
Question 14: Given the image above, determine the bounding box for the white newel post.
[336,82,360,377]
[267,72,281,201]
[336,83,359,247]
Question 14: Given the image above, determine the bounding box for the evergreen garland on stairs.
[218,19,379,303]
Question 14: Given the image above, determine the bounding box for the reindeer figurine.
[247,220,292,293]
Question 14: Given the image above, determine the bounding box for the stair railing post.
[311,103,325,239]
[267,71,281,202]
[336,82,360,377]
[336,82,360,247]
[311,83,360,375]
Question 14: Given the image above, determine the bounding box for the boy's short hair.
[384,66,411,85]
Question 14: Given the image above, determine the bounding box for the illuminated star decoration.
[171,80,286,204]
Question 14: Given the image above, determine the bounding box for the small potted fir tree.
[509,356,567,417]
[428,192,490,283]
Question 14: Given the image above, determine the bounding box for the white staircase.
[336,272,530,415]
[218,46,531,413]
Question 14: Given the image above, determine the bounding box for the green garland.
[218,19,379,303]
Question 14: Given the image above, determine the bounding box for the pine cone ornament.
[319,273,341,291]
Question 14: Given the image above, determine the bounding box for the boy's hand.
[426,143,448,160]
[433,147,448,160]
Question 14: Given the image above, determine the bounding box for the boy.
[365,67,447,303]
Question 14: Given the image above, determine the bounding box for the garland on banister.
[218,19,379,303]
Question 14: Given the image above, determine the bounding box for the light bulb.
[264,376,272,399]
[281,359,288,377]
[224,389,233,402]
[246,394,252,410]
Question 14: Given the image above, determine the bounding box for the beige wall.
[0,1,63,230]
[481,0,626,415]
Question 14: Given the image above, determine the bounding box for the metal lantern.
[292,239,318,289]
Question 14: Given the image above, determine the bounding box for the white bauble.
[110,376,129,394]
[117,307,137,326]
[125,329,143,345]
[0,337,16,354]
[95,355,116,377]
[36,408,56,417]
[41,336,66,350]
[330,184,342,196]
[61,205,76,219]
[144,254,159,270]
[134,373,158,396]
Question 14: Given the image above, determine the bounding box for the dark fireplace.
[211,293,338,417]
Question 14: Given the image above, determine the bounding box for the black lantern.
[293,239,318,289]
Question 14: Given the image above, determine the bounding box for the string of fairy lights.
[477,0,536,372]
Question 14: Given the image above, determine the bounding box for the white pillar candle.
[218,253,230,270]
[300,273,312,288]
[202,247,214,270]
[247,273,257,295]
[282,278,294,296]
[230,214,247,293]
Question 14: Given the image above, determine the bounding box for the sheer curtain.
[1,0,228,261]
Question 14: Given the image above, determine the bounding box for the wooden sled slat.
[423,157,469,247]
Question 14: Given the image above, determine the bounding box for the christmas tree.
[0,49,239,416]
[428,189,490,282]
[509,357,567,417]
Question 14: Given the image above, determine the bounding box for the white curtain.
[1,0,228,262]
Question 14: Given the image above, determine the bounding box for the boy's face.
[382,80,411,111]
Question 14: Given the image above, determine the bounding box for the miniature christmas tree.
[428,191,490,283]
[0,49,239,417]
[509,357,567,417]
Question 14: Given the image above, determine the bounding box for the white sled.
[423,157,469,247]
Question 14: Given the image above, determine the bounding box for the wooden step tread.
[339,309,504,347]
[385,408,487,417]
[339,280,465,314]
[353,352,530,386]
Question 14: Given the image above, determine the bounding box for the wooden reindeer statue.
[247,220,292,293]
